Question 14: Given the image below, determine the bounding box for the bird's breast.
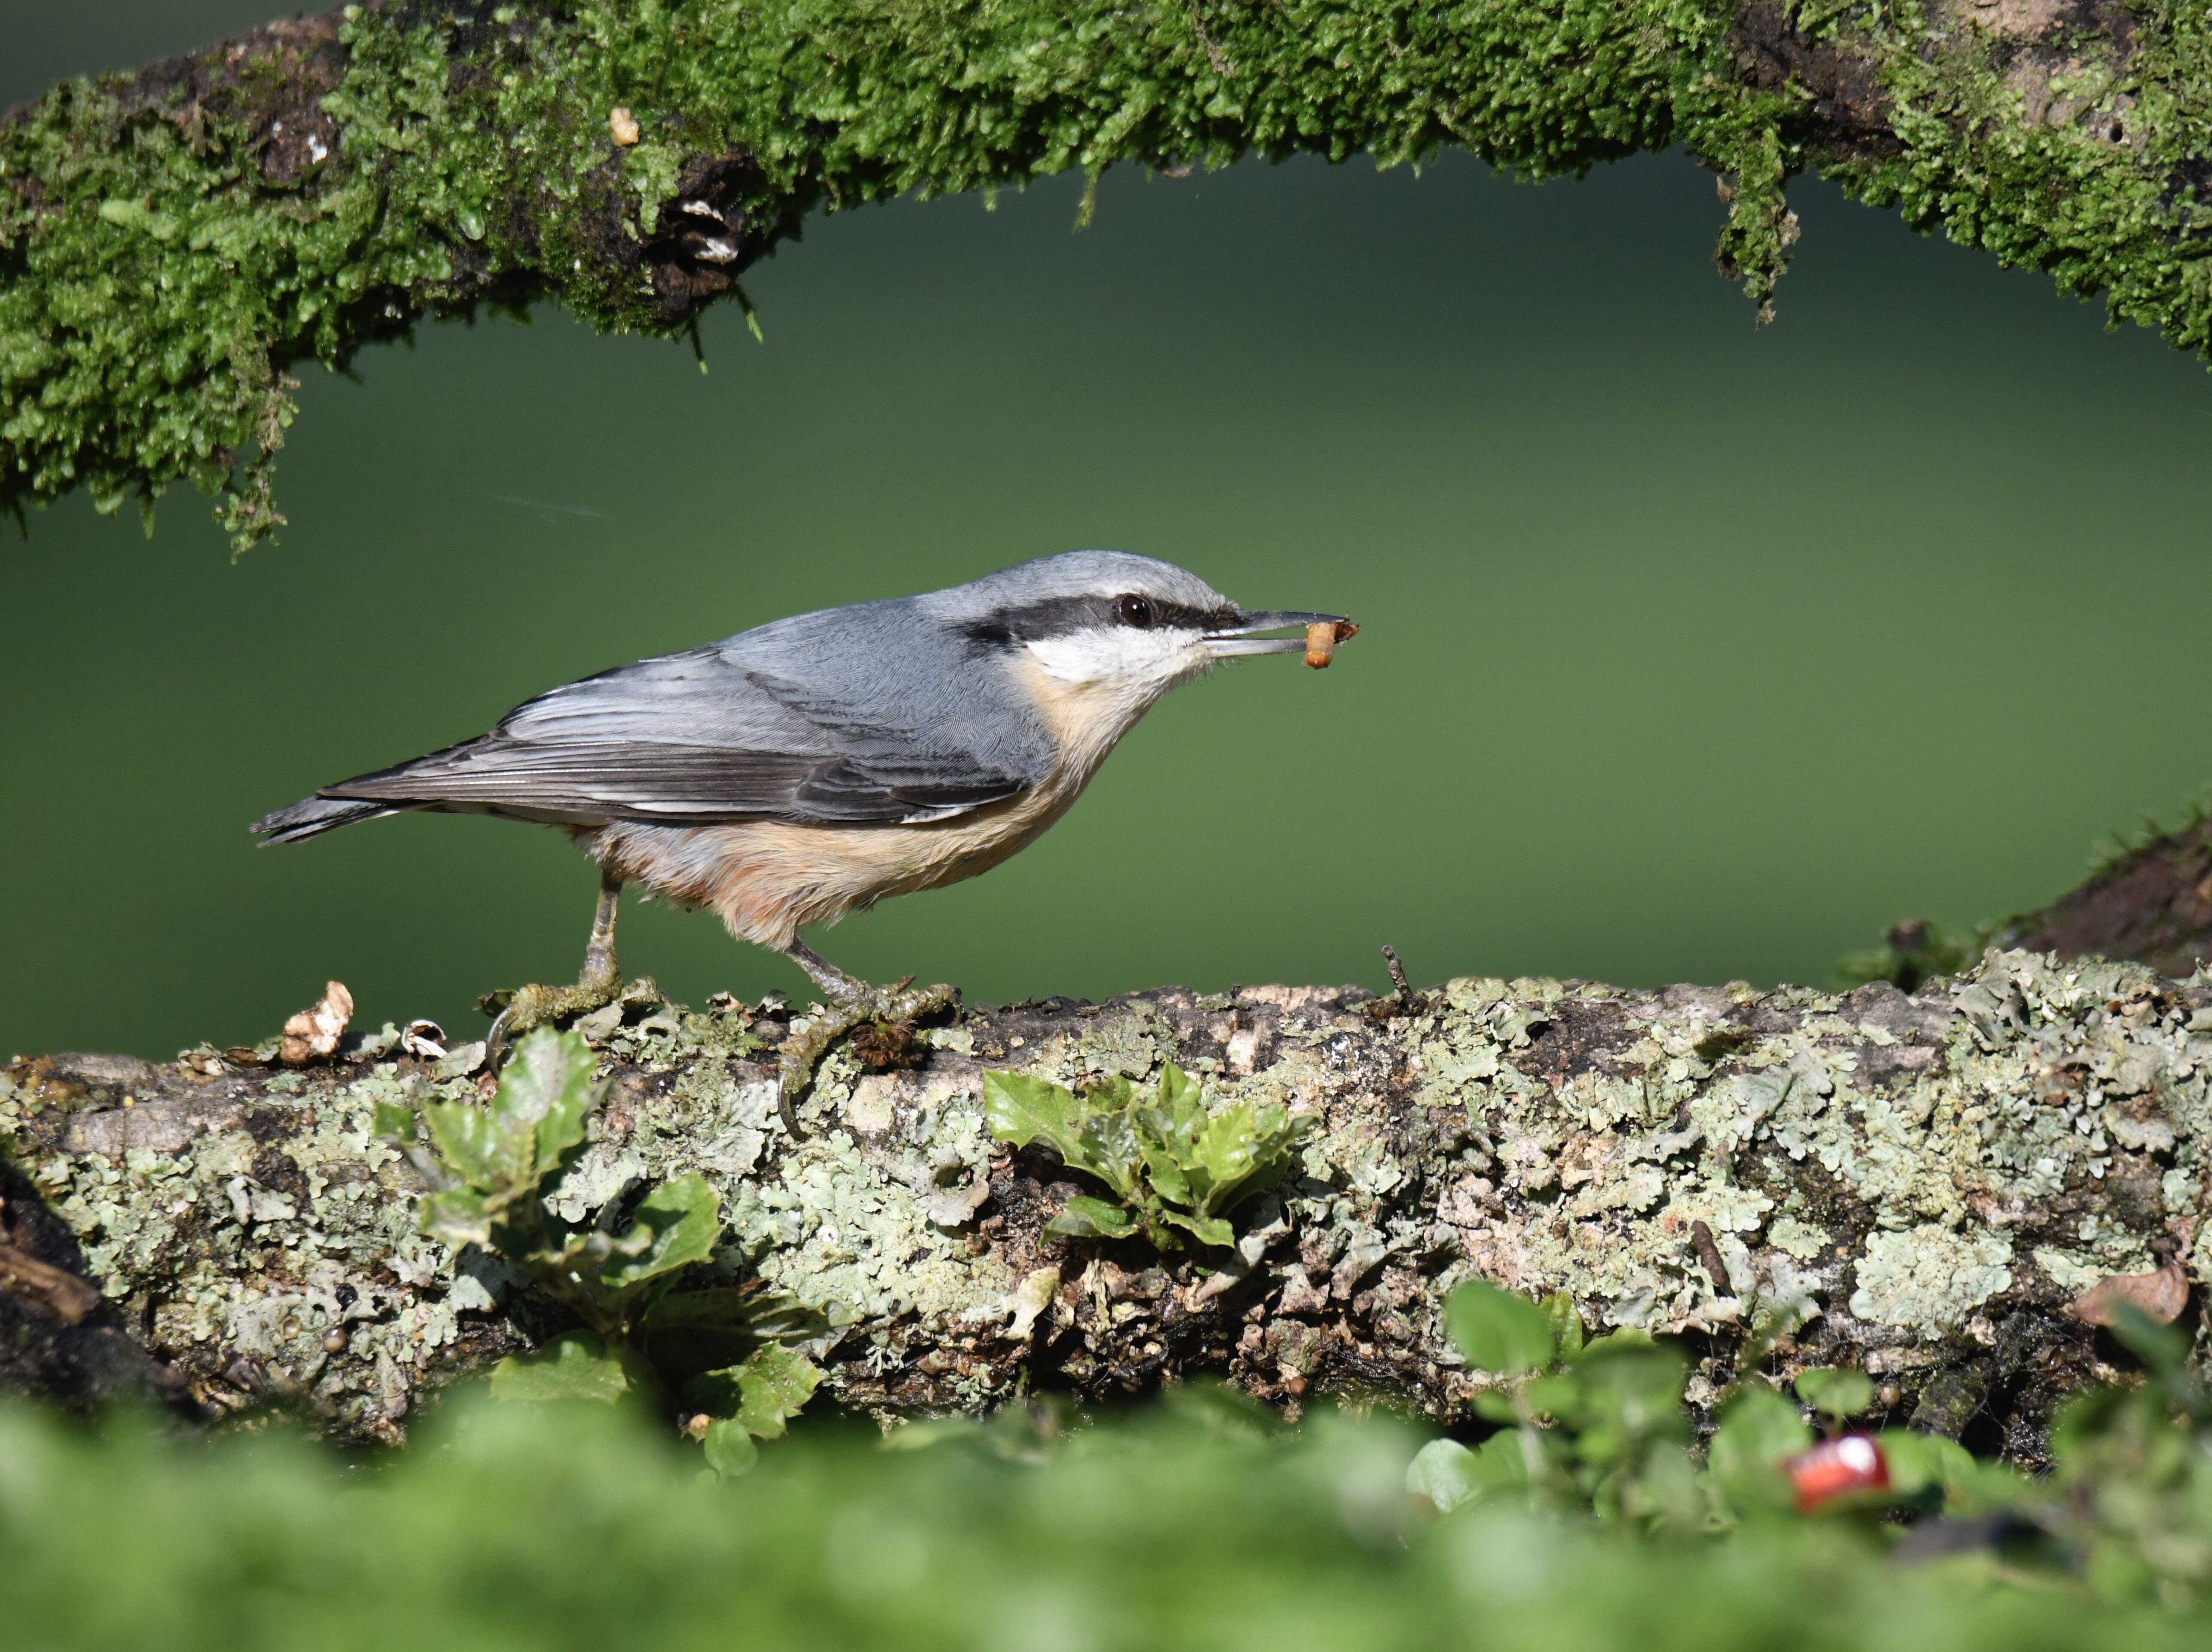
[594,767,1097,950]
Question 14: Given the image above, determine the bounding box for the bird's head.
[940,548,1345,691]
[928,549,1352,772]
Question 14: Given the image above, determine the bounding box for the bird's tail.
[251,796,399,845]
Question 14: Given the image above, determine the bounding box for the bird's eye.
[1116,594,1155,628]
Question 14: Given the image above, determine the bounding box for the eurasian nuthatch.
[253,551,1353,1053]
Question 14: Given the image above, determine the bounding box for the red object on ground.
[1785,1435,1890,1512]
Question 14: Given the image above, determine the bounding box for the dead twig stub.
[1691,1220,1732,1294]
[0,1232,101,1326]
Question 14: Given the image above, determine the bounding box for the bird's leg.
[783,938,875,1006]
[579,874,622,994]
[774,939,956,1133]
[485,870,639,1066]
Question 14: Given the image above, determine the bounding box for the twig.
[1690,1220,1731,1294]
[0,1236,102,1325]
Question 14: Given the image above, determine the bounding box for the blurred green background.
[9,6,2212,1060]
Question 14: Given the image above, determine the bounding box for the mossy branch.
[6,0,2212,549]
[4,947,2209,1465]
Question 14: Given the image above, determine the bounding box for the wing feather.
[314,641,1042,827]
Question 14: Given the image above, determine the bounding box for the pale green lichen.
[1767,1214,1833,1261]
[8,944,2210,1444]
[1848,1226,2015,1337]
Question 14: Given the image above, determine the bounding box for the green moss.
[0,0,1746,550]
[1832,0,2212,349]
[8,1,2212,548]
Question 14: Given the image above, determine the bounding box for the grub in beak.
[1304,619,1358,668]
[1202,609,1354,661]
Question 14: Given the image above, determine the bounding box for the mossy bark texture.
[4,0,2209,548]
[3,949,2206,1461]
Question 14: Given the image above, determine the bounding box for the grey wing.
[312,643,1047,827]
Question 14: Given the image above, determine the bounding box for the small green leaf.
[1155,1061,1203,1115]
[488,1331,631,1404]
[1444,1280,1557,1375]
[1155,1208,1236,1249]
[1541,1292,1586,1361]
[1714,1383,1814,1469]
[417,1187,493,1249]
[701,1418,759,1478]
[371,1100,417,1142]
[1183,1100,1304,1217]
[1073,1106,1146,1198]
[1550,1336,1688,1465]
[1876,1429,1977,1499]
[1471,1390,1522,1425]
[491,1028,601,1178]
[1138,1129,1195,1208]
[1795,1367,1875,1422]
[1083,1076,1137,1113]
[1522,1372,1584,1422]
[983,1071,1091,1167]
[602,1173,721,1296]
[423,1100,522,1192]
[1406,1438,1481,1513]
[1709,1384,1811,1512]
[1044,1195,1141,1240]
[734,1345,821,1440]
[1408,1432,1529,1514]
[687,1346,822,1443]
[1137,1078,1301,1221]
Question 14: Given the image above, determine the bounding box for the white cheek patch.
[1024,627,1201,688]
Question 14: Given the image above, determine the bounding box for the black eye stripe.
[960,594,1241,647]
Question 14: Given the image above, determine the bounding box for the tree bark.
[3,946,2205,1464]
[1994,813,2212,981]
[5,0,2210,549]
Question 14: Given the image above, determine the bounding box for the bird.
[252,550,1353,1091]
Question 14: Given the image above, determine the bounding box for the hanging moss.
[2,0,2206,550]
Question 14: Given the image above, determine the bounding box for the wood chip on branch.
[279,981,354,1066]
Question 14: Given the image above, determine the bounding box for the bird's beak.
[1202,610,1354,659]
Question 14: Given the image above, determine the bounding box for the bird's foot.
[481,965,649,1070]
[777,978,958,1135]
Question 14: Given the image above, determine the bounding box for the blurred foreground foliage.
[5,1288,2212,1652]
[0,1391,2193,1652]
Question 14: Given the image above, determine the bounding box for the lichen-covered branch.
[5,0,2210,549]
[3,948,2206,1462]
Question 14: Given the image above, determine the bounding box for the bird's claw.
[776,981,958,1136]
[484,966,636,1071]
